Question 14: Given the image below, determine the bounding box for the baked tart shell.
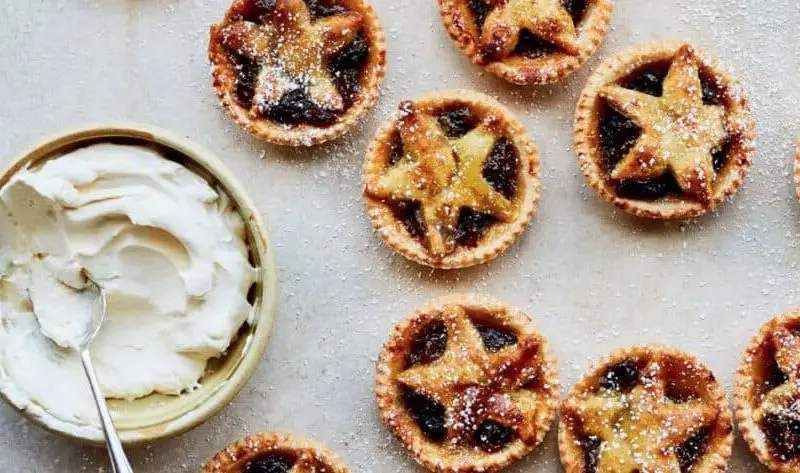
[558,345,734,473]
[734,311,800,473]
[363,89,540,269]
[375,293,560,473]
[437,0,614,85]
[200,432,350,473]
[209,0,387,147]
[794,141,800,202]
[574,39,756,219]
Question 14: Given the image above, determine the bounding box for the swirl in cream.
[0,143,256,437]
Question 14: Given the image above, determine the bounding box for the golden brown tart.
[438,0,613,85]
[735,312,800,473]
[200,432,349,473]
[794,141,800,202]
[375,294,560,473]
[362,90,540,269]
[559,345,733,473]
[575,40,756,219]
[209,0,386,146]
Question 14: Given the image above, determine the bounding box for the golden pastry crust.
[794,142,800,202]
[574,40,756,219]
[559,345,733,473]
[209,0,386,146]
[734,311,800,473]
[438,0,613,85]
[200,432,350,473]
[375,294,560,473]
[362,90,540,269]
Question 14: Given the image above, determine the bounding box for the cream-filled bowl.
[0,124,277,445]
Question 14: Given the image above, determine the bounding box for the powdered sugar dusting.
[0,0,799,472]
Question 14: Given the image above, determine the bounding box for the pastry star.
[395,305,541,444]
[366,102,516,257]
[563,361,718,473]
[754,325,800,423]
[480,0,580,61]
[220,0,362,114]
[600,45,727,204]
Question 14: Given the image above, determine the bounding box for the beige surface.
[1,1,799,472]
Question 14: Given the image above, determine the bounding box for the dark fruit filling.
[402,389,448,441]
[306,0,347,17]
[762,404,800,461]
[700,73,724,106]
[244,0,277,20]
[676,428,710,472]
[264,89,338,126]
[438,107,478,138]
[233,58,261,109]
[483,137,519,199]
[599,360,640,392]
[475,324,517,352]
[467,0,492,27]
[455,208,496,248]
[765,362,789,393]
[513,30,559,59]
[390,200,426,239]
[562,0,588,23]
[388,132,405,166]
[711,140,730,173]
[329,35,370,107]
[407,320,448,367]
[581,435,602,473]
[599,63,731,200]
[616,178,682,201]
[475,419,515,452]
[244,455,295,473]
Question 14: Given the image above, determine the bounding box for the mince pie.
[200,432,350,473]
[209,0,386,146]
[794,141,800,202]
[376,294,560,472]
[559,345,733,473]
[575,40,756,219]
[362,90,540,269]
[438,0,613,84]
[735,312,800,472]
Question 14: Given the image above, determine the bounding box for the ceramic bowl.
[0,123,278,445]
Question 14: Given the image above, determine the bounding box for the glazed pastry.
[559,345,733,473]
[575,40,756,219]
[200,432,350,473]
[362,90,539,269]
[735,312,800,472]
[438,0,613,84]
[376,294,560,472]
[209,0,386,146]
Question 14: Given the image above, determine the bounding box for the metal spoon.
[74,276,134,473]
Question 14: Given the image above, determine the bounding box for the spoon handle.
[80,349,134,473]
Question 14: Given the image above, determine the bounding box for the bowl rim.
[0,122,278,446]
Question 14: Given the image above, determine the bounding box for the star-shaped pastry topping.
[220,0,362,115]
[754,325,800,423]
[395,305,543,445]
[480,0,580,62]
[600,45,727,203]
[563,360,719,473]
[365,102,517,256]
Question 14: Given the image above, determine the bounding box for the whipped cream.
[0,143,256,437]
